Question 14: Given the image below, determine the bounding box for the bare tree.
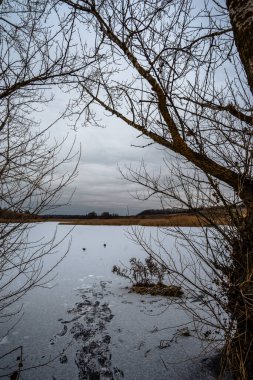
[49,0,253,378]
[123,158,249,376]
[0,0,81,330]
[0,121,77,323]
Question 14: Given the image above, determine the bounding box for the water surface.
[0,223,218,379]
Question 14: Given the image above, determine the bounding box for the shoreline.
[0,213,229,227]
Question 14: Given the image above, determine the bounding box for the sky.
[43,92,168,216]
[37,0,226,216]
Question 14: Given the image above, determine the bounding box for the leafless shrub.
[112,255,167,286]
[0,0,79,331]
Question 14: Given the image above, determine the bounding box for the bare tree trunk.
[226,0,253,95]
[218,3,253,374]
[227,208,253,379]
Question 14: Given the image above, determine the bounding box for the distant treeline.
[0,209,39,220]
[137,208,190,216]
[136,208,202,216]
[41,211,120,219]
[136,205,244,217]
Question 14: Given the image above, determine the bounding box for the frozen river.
[0,223,222,379]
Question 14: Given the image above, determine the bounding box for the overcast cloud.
[42,92,169,215]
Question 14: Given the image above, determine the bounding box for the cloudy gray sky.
[39,0,221,216]
[43,92,168,216]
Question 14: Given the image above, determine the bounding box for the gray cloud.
[40,91,173,215]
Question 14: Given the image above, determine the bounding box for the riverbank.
[0,203,237,227]
[0,213,229,227]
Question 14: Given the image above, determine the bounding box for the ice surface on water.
[0,336,9,345]
[0,223,221,380]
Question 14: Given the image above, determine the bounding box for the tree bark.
[226,0,253,95]
[227,208,253,379]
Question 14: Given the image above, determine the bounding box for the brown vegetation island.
[0,206,242,227]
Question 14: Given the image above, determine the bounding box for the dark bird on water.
[82,248,86,251]
[103,244,106,247]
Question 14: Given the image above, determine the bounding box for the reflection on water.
[0,223,218,379]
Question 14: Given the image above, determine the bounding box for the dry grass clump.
[112,256,184,298]
[58,213,229,227]
[130,283,183,297]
